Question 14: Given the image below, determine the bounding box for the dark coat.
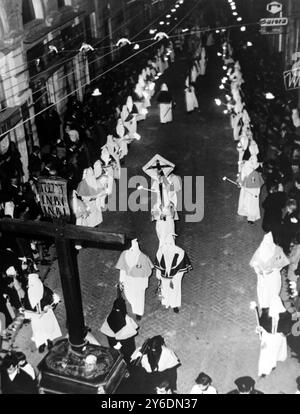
[1,369,38,394]
[262,191,286,234]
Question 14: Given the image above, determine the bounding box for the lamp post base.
[37,339,128,394]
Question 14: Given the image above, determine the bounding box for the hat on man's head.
[234,376,255,392]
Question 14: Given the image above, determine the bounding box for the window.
[58,0,72,6]
[22,0,44,24]
[22,0,35,24]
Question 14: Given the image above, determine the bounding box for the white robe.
[159,103,173,123]
[78,197,103,227]
[101,314,138,340]
[258,328,287,376]
[199,58,206,76]
[131,345,179,372]
[24,308,62,348]
[237,187,261,221]
[257,269,282,309]
[119,269,149,316]
[156,217,175,246]
[191,67,198,84]
[185,87,199,112]
[158,271,184,309]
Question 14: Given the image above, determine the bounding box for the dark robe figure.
[0,354,38,394]
[100,294,138,363]
[227,376,264,394]
[262,184,286,237]
[129,335,180,394]
[28,146,42,177]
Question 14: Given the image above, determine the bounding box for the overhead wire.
[0,1,253,139]
[28,6,175,103]
[20,3,180,105]
[1,1,134,79]
[1,9,147,99]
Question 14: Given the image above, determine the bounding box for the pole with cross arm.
[0,217,126,350]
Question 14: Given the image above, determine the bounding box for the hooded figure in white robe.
[121,103,140,142]
[76,168,103,227]
[101,136,121,180]
[191,63,198,84]
[145,66,156,97]
[133,84,148,121]
[116,239,153,318]
[168,41,175,63]
[157,83,173,124]
[185,75,199,113]
[151,172,179,246]
[257,296,291,377]
[237,156,264,222]
[154,235,192,311]
[24,274,61,351]
[139,71,151,108]
[249,232,289,308]
[94,160,113,205]
[199,47,207,76]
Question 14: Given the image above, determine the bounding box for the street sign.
[37,177,70,219]
[283,68,300,91]
[266,1,282,14]
[260,17,288,26]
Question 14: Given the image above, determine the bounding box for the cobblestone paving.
[18,55,300,394]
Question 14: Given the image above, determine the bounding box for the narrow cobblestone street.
[18,53,300,394]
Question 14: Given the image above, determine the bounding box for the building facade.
[0,0,173,180]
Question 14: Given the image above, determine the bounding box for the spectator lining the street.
[227,376,263,394]
[190,372,218,394]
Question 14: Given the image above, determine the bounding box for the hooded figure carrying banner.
[154,234,192,313]
[157,83,173,124]
[142,155,180,246]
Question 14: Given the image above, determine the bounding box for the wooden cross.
[0,177,126,350]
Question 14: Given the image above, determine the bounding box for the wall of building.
[0,0,178,180]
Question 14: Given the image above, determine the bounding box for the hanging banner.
[37,177,70,219]
[283,68,300,91]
